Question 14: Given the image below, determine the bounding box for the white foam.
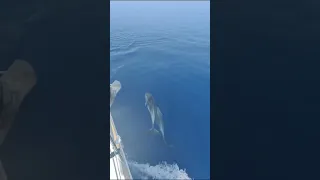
[128,161,192,180]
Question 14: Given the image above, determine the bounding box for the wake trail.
[128,160,192,180]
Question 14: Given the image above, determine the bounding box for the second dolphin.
[145,92,173,148]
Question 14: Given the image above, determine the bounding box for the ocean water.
[110,1,210,179]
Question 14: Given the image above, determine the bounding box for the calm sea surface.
[110,1,210,179]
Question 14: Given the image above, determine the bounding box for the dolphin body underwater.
[145,92,173,148]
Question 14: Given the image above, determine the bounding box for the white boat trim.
[110,113,132,180]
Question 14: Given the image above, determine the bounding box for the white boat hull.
[110,114,132,180]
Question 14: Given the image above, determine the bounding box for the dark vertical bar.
[212,0,320,179]
[0,0,110,179]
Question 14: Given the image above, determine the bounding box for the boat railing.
[110,114,132,179]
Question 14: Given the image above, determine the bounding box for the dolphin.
[145,93,157,132]
[110,80,121,107]
[154,106,173,148]
[145,92,173,148]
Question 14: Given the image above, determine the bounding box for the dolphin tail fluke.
[163,137,174,149]
[167,144,174,148]
[165,142,174,149]
[148,128,160,135]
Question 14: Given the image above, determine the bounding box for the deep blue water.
[110,2,210,179]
